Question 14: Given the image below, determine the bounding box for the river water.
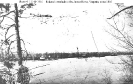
[0,55,129,84]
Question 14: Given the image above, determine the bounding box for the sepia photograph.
[0,0,133,84]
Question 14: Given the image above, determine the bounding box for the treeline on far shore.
[0,51,133,61]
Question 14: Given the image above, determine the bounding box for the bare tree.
[106,4,133,84]
[0,3,53,84]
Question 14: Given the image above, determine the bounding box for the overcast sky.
[19,3,120,53]
[0,1,132,53]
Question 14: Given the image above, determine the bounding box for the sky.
[19,3,121,53]
[0,1,133,53]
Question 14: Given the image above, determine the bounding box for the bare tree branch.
[20,39,29,60]
[0,16,5,25]
[5,24,15,38]
[18,16,32,19]
[107,6,133,19]
[6,16,15,22]
[106,20,133,49]
[0,11,15,18]
[7,40,16,55]
[1,34,15,48]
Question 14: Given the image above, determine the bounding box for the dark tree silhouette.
[14,3,23,65]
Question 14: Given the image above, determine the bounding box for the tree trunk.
[14,3,23,65]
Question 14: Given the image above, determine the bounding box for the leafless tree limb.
[107,6,133,19]
[5,24,15,38]
[6,16,15,22]
[0,34,15,49]
[106,20,133,49]
[0,11,15,18]
[7,40,16,55]
[0,16,5,25]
